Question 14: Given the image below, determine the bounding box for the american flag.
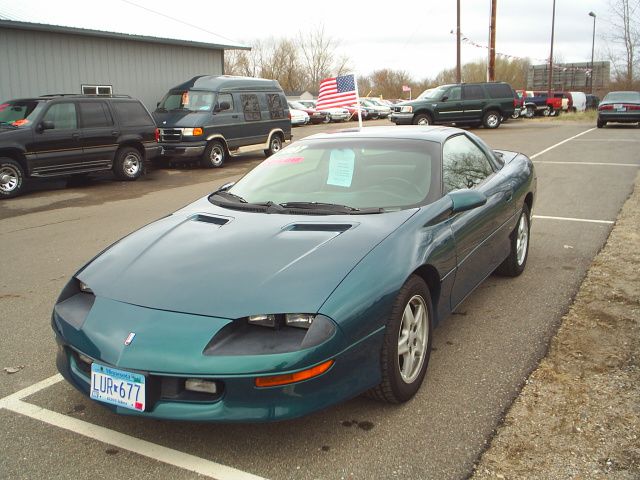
[316,74,358,109]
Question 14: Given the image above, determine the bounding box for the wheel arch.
[117,140,145,158]
[266,128,285,146]
[524,191,534,213]
[205,134,230,153]
[411,264,441,320]
[0,148,28,171]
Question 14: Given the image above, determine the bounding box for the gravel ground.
[472,171,640,479]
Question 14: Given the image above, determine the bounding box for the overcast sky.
[1,0,612,80]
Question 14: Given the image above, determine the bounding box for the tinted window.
[0,101,39,127]
[79,102,113,128]
[241,94,261,121]
[112,101,153,126]
[485,83,513,99]
[463,85,484,100]
[216,93,233,112]
[267,94,286,119]
[42,103,77,130]
[442,135,494,192]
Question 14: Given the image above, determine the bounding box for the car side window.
[462,85,484,100]
[442,135,494,192]
[216,93,233,112]
[42,103,77,130]
[241,94,261,121]
[447,86,461,101]
[79,102,113,128]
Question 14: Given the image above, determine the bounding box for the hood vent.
[190,214,231,226]
[287,223,352,232]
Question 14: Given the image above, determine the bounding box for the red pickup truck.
[518,90,563,117]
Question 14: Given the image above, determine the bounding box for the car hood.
[152,110,210,127]
[78,196,418,320]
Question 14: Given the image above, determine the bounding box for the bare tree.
[299,25,350,91]
[604,0,640,87]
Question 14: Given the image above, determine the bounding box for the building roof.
[0,0,249,50]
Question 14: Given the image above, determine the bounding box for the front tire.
[201,141,226,168]
[0,158,26,198]
[367,275,433,404]
[483,110,501,129]
[413,113,431,126]
[264,134,283,157]
[495,204,531,277]
[113,147,144,181]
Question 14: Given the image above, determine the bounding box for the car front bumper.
[159,142,207,158]
[389,113,414,125]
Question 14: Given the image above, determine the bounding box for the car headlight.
[400,105,413,113]
[248,313,315,329]
[182,127,203,136]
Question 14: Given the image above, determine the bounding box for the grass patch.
[555,110,598,122]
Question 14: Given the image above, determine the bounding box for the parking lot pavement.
[1,119,639,479]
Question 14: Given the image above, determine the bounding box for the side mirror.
[218,101,230,112]
[441,96,449,102]
[37,121,55,132]
[449,190,487,214]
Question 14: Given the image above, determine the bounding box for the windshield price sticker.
[264,156,304,166]
[90,363,146,411]
[327,149,355,187]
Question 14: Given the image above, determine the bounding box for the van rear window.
[267,94,286,119]
[241,94,261,121]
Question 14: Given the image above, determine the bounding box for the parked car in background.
[597,91,640,128]
[0,94,160,198]
[154,76,291,168]
[568,91,587,112]
[554,92,572,112]
[511,89,524,119]
[521,91,563,117]
[52,125,536,421]
[288,100,327,124]
[361,98,391,118]
[297,100,349,123]
[390,82,516,129]
[289,107,310,126]
[585,94,600,110]
[344,104,377,121]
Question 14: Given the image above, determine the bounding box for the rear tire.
[113,147,144,181]
[482,110,501,129]
[0,158,26,198]
[495,205,530,277]
[597,119,606,128]
[366,275,433,404]
[201,141,226,168]
[263,134,283,157]
[413,113,431,126]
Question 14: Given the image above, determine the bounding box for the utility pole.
[488,0,497,81]
[547,0,556,95]
[456,0,461,83]
[588,11,597,94]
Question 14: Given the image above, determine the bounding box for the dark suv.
[390,82,516,129]
[0,95,160,198]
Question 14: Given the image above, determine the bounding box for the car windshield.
[157,90,217,112]
[298,101,315,108]
[418,86,448,100]
[603,91,640,103]
[0,100,40,127]
[214,138,440,212]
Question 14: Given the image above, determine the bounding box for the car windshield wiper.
[212,190,247,203]
[279,201,383,214]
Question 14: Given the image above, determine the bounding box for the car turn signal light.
[193,127,203,136]
[255,360,334,388]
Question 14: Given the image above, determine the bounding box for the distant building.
[0,3,248,110]
[285,91,316,101]
[527,61,610,92]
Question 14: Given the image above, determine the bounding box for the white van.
[569,92,587,112]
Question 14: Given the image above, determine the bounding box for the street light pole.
[547,0,556,96]
[589,11,596,94]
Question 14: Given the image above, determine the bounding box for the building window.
[82,85,113,96]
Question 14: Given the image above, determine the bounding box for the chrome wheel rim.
[123,154,141,176]
[417,117,429,125]
[210,146,224,166]
[398,295,429,384]
[271,137,282,153]
[487,114,499,127]
[516,212,529,266]
[0,165,20,192]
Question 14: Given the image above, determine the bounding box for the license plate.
[90,363,146,411]
[614,104,626,111]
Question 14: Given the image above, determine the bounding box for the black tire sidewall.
[382,275,433,402]
[0,158,25,198]
[265,135,282,157]
[114,147,143,180]
[413,114,431,126]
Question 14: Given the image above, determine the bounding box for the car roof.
[169,75,283,93]
[303,125,462,143]
[6,96,136,103]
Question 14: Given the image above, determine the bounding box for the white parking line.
[533,215,614,225]
[534,161,639,167]
[530,128,596,159]
[0,375,266,480]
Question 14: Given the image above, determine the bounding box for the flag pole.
[352,73,363,129]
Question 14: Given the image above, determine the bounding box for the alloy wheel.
[397,295,429,384]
